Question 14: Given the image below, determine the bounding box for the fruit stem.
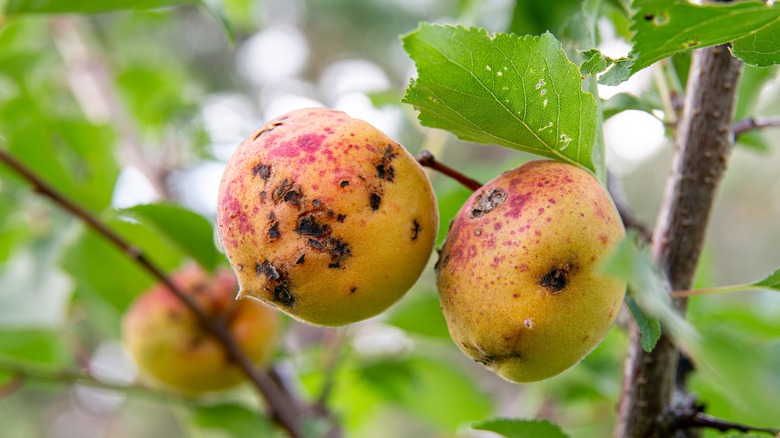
[416,150,482,191]
[0,147,306,438]
[669,283,753,298]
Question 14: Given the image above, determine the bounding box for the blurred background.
[0,0,779,437]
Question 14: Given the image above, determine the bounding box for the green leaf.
[625,295,660,352]
[61,215,183,313]
[472,418,570,438]
[191,403,281,438]
[599,234,698,348]
[580,49,614,76]
[752,268,780,290]
[122,203,218,271]
[599,0,780,85]
[386,289,450,340]
[5,0,198,14]
[403,24,598,173]
[0,330,70,366]
[602,92,659,120]
[732,21,780,67]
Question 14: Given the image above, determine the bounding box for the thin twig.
[417,150,482,192]
[0,148,304,438]
[50,17,171,199]
[733,116,780,138]
[0,374,24,401]
[0,360,187,402]
[667,395,780,436]
[316,328,348,407]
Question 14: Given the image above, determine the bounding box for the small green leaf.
[403,24,598,173]
[752,268,780,290]
[5,0,198,14]
[191,403,281,438]
[602,92,660,120]
[732,21,780,67]
[122,203,218,271]
[599,234,698,348]
[599,0,780,85]
[580,49,614,76]
[625,295,660,352]
[0,330,70,366]
[472,418,570,438]
[386,289,450,339]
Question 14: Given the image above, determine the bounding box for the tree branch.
[49,17,171,199]
[733,116,780,138]
[0,147,304,438]
[416,150,482,191]
[614,44,743,438]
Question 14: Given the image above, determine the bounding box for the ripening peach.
[217,108,438,326]
[437,160,626,382]
[122,266,280,394]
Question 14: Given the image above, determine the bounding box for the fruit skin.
[437,160,626,382]
[217,108,438,326]
[122,265,280,394]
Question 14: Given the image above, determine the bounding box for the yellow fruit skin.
[122,266,280,394]
[437,160,626,382]
[217,108,438,326]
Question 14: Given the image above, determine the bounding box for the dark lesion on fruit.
[411,219,420,241]
[273,282,294,307]
[476,351,523,366]
[336,214,346,223]
[253,121,284,141]
[252,163,272,180]
[339,180,350,188]
[350,287,357,294]
[256,260,280,280]
[470,188,508,218]
[540,263,574,293]
[369,192,381,211]
[296,215,328,237]
[373,144,399,183]
[325,237,351,268]
[256,260,295,307]
[295,254,305,264]
[268,221,281,239]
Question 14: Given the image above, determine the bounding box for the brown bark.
[614,45,743,438]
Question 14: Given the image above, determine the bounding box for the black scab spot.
[411,219,420,241]
[308,238,323,249]
[283,188,303,206]
[272,179,294,203]
[268,221,280,239]
[337,214,347,223]
[387,165,395,182]
[350,287,357,294]
[256,261,280,280]
[273,283,294,307]
[340,180,350,188]
[296,254,305,264]
[376,163,386,180]
[312,199,321,208]
[296,215,328,237]
[470,188,508,218]
[252,163,272,179]
[326,238,351,268]
[369,193,381,211]
[540,264,573,293]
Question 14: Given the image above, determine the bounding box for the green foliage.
[122,203,218,271]
[5,0,199,14]
[472,418,570,438]
[753,268,780,290]
[191,403,281,437]
[403,24,598,174]
[600,0,780,85]
[625,295,660,352]
[0,0,778,436]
